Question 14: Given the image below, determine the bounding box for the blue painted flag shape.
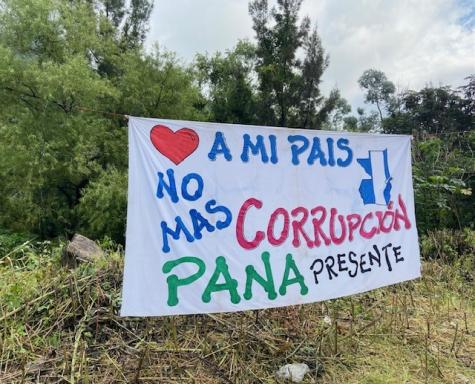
[357,149,392,205]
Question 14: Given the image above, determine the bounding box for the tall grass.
[0,232,473,383]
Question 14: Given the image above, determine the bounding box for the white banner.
[120,117,420,317]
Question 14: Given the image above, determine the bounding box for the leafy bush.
[78,168,127,243]
[0,230,34,256]
[413,132,474,233]
[0,0,205,241]
[420,228,474,278]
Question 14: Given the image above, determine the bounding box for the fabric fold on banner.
[120,117,420,317]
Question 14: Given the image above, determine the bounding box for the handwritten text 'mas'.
[156,169,232,253]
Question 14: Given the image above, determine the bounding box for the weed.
[0,236,473,383]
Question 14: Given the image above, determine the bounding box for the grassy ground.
[0,239,473,383]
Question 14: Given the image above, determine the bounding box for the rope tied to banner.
[74,106,472,138]
[77,106,129,120]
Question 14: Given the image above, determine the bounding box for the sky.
[146,0,475,113]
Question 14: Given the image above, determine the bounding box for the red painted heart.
[150,124,199,165]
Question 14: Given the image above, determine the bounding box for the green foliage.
[79,168,127,243]
[0,230,34,256]
[351,70,474,233]
[247,0,345,128]
[383,82,473,135]
[343,107,380,132]
[0,0,204,242]
[412,130,474,232]
[421,228,474,262]
[196,0,349,129]
[0,0,473,244]
[119,0,154,49]
[358,69,396,124]
[196,41,257,124]
[116,46,206,120]
[95,0,154,50]
[420,229,474,284]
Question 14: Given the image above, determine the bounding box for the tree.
[379,77,475,232]
[248,0,344,128]
[115,46,205,119]
[384,83,473,135]
[0,0,119,237]
[0,0,204,241]
[120,0,154,49]
[96,0,153,49]
[195,41,257,124]
[358,69,396,124]
[320,96,351,131]
[459,75,475,116]
[343,108,379,132]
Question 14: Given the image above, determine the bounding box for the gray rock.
[62,234,103,267]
